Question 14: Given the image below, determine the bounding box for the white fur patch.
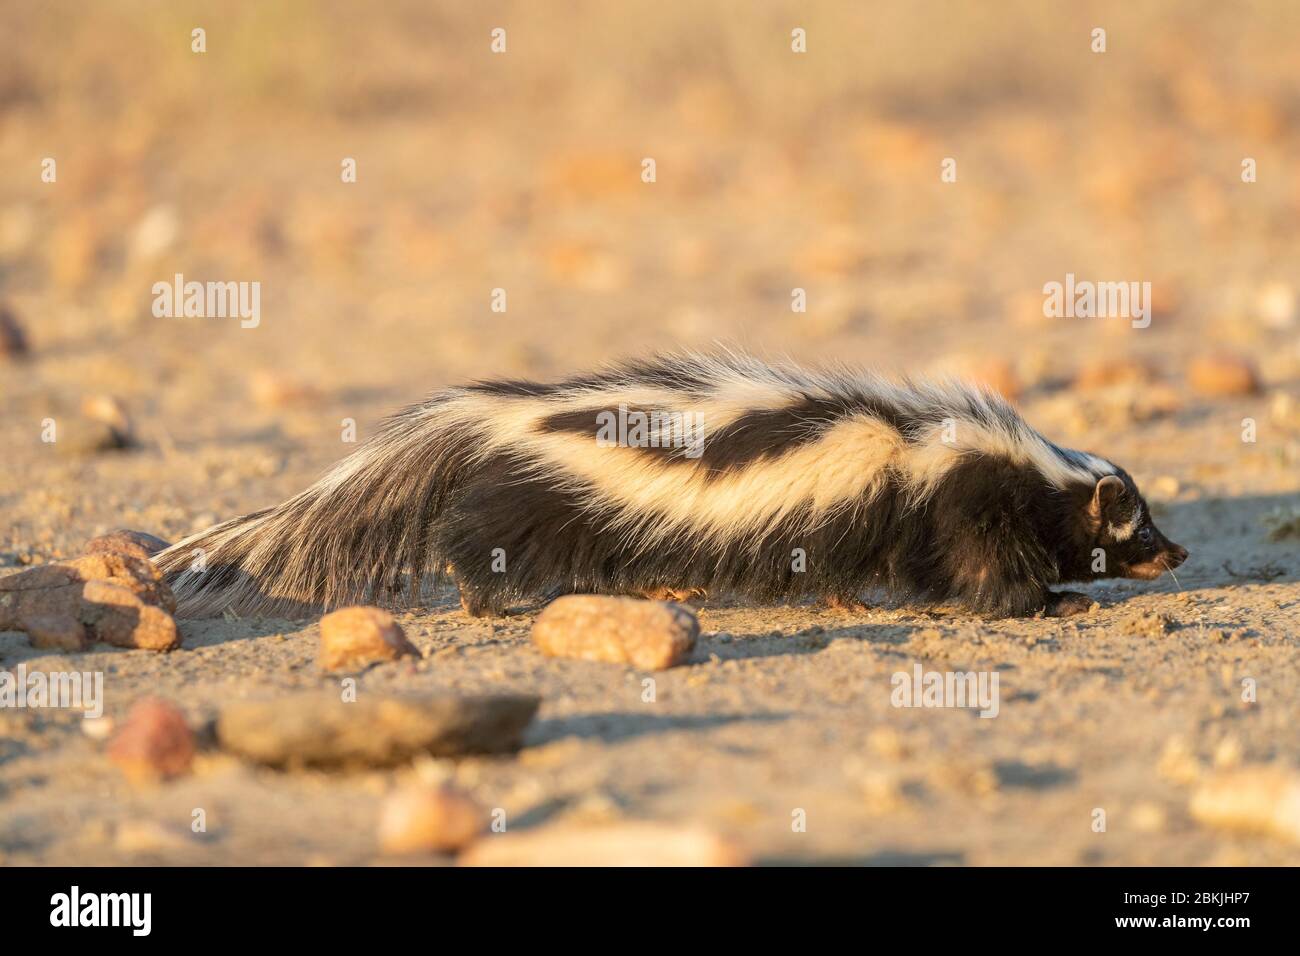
[1108,504,1144,541]
[435,354,1114,548]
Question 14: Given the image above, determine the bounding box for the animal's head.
[1088,473,1188,580]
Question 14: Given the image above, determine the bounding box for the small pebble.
[80,394,134,442]
[860,771,909,815]
[1187,353,1261,397]
[1118,610,1175,638]
[1149,475,1181,500]
[1074,357,1154,390]
[56,417,130,455]
[378,785,485,855]
[81,716,115,741]
[319,606,420,672]
[967,358,1021,400]
[250,370,320,408]
[1131,801,1167,833]
[0,303,29,359]
[114,820,192,854]
[1270,391,1300,428]
[532,595,698,670]
[1256,281,1296,329]
[1213,736,1243,769]
[1157,736,1202,785]
[1262,504,1300,541]
[48,394,137,456]
[107,698,196,784]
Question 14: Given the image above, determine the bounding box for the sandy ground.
[2,1,1299,864]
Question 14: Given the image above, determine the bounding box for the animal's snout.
[1164,544,1189,569]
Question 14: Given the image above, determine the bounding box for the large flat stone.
[215,692,540,769]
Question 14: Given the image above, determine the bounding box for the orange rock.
[674,81,741,134]
[1257,282,1296,329]
[793,235,868,278]
[82,581,180,650]
[1074,358,1155,390]
[1235,98,1284,141]
[80,395,134,445]
[544,240,628,292]
[532,596,698,670]
[107,698,195,784]
[56,417,130,456]
[0,552,180,651]
[21,614,87,651]
[249,370,320,408]
[1187,353,1261,397]
[966,358,1021,400]
[544,151,640,201]
[851,120,937,174]
[48,217,100,289]
[319,606,420,672]
[66,552,176,614]
[84,530,172,562]
[378,786,486,855]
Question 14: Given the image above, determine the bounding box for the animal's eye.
[1138,527,1154,544]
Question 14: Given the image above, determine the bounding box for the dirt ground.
[2,1,1299,865]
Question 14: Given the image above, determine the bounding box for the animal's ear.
[1089,475,1126,521]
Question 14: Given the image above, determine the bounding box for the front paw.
[638,586,707,605]
[459,587,505,618]
[1044,590,1097,618]
[818,593,872,613]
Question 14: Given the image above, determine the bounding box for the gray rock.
[215,692,540,768]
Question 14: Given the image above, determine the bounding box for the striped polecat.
[156,351,1188,619]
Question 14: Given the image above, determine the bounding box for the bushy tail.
[156,396,473,618]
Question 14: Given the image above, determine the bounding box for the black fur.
[159,352,1188,619]
[438,449,1182,619]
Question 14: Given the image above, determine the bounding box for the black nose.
[1166,545,1188,568]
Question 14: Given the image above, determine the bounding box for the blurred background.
[2,0,1300,870]
[2,0,1298,554]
